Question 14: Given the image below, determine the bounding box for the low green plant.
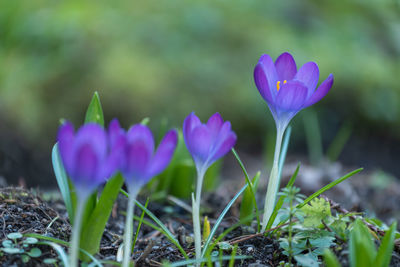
[324,219,397,267]
[0,233,42,264]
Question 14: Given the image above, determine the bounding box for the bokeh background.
[0,0,400,187]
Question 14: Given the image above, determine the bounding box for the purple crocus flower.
[254,52,334,130]
[183,112,237,174]
[57,122,120,197]
[109,119,178,189]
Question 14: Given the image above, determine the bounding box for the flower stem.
[122,187,139,267]
[69,198,85,267]
[192,169,205,265]
[261,127,284,232]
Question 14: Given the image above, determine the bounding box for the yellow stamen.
[276,80,287,91]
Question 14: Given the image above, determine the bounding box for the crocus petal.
[304,74,334,107]
[57,122,75,175]
[275,52,297,81]
[72,144,99,187]
[124,140,152,182]
[109,118,124,148]
[149,129,178,177]
[275,81,308,111]
[207,113,223,142]
[127,124,154,157]
[254,63,273,103]
[294,62,319,94]
[183,112,201,142]
[188,125,212,165]
[254,54,279,102]
[210,132,237,163]
[74,124,107,161]
[100,133,126,181]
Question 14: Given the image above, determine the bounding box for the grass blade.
[375,221,397,267]
[297,168,363,208]
[201,183,249,258]
[231,148,261,232]
[120,189,188,259]
[239,172,261,227]
[38,241,69,267]
[323,249,342,267]
[51,144,74,223]
[80,174,124,257]
[132,197,150,253]
[167,255,250,267]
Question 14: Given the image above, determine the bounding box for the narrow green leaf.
[132,197,150,253]
[84,91,104,126]
[239,171,260,226]
[298,168,363,208]
[201,183,249,258]
[323,249,342,267]
[327,121,352,162]
[27,234,103,266]
[232,148,261,231]
[266,162,300,230]
[120,189,188,259]
[350,219,376,267]
[375,221,397,267]
[80,174,124,257]
[167,255,250,267]
[303,110,323,166]
[52,144,74,223]
[37,241,69,267]
[228,244,238,267]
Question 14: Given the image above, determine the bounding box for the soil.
[1,160,400,266]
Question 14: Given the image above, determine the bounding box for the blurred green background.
[0,0,400,186]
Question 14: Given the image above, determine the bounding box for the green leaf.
[375,221,397,267]
[80,174,124,258]
[21,254,30,263]
[1,247,23,254]
[350,219,376,267]
[51,144,75,223]
[232,148,261,231]
[166,255,250,267]
[7,232,22,240]
[84,91,104,126]
[201,183,249,258]
[23,237,38,244]
[239,171,260,226]
[120,189,188,259]
[43,258,58,264]
[323,249,342,267]
[300,198,331,228]
[2,240,13,248]
[132,197,150,253]
[38,241,69,267]
[295,253,319,267]
[298,168,363,209]
[27,247,42,257]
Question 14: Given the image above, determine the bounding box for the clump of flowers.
[57,122,121,267]
[253,52,334,231]
[109,119,178,267]
[183,112,237,262]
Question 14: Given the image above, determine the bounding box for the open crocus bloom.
[254,52,334,130]
[109,119,178,189]
[57,122,120,197]
[183,112,237,174]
